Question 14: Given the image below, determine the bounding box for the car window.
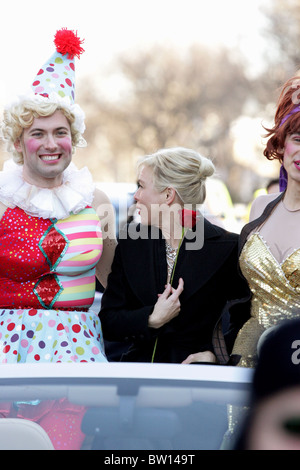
[0,364,252,450]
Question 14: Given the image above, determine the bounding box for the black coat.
[99,219,250,363]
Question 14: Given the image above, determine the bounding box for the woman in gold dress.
[232,75,300,368]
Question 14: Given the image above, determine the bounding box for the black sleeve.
[220,242,252,355]
[99,243,156,342]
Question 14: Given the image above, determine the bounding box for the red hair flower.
[179,209,198,228]
[168,209,199,286]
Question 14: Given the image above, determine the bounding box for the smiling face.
[134,165,167,226]
[283,133,300,186]
[14,110,73,188]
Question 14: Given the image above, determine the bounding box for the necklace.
[282,200,300,212]
[165,241,177,280]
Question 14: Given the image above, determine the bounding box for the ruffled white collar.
[0,160,95,220]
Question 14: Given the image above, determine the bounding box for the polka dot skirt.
[0,308,107,363]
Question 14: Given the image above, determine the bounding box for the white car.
[0,362,252,450]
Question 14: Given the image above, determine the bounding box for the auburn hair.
[264,76,300,162]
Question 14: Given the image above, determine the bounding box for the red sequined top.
[0,206,103,310]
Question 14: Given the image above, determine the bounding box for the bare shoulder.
[92,187,112,207]
[92,188,115,220]
[93,188,117,287]
[249,192,281,222]
[92,187,116,240]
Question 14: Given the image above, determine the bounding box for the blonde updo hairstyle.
[137,147,215,207]
[1,99,86,165]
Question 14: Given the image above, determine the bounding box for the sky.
[0,0,271,104]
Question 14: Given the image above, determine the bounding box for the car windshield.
[0,363,252,450]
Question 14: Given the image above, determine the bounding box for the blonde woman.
[100,147,250,363]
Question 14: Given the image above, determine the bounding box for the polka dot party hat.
[31,28,85,105]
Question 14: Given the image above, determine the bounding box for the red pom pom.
[54,28,85,59]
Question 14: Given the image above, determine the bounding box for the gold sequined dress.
[232,201,300,367]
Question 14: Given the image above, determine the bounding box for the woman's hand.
[182,351,217,364]
[148,278,184,329]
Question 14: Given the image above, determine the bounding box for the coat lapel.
[170,219,237,299]
[121,220,237,304]
[122,224,167,304]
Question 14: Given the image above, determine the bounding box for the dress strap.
[238,192,284,257]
